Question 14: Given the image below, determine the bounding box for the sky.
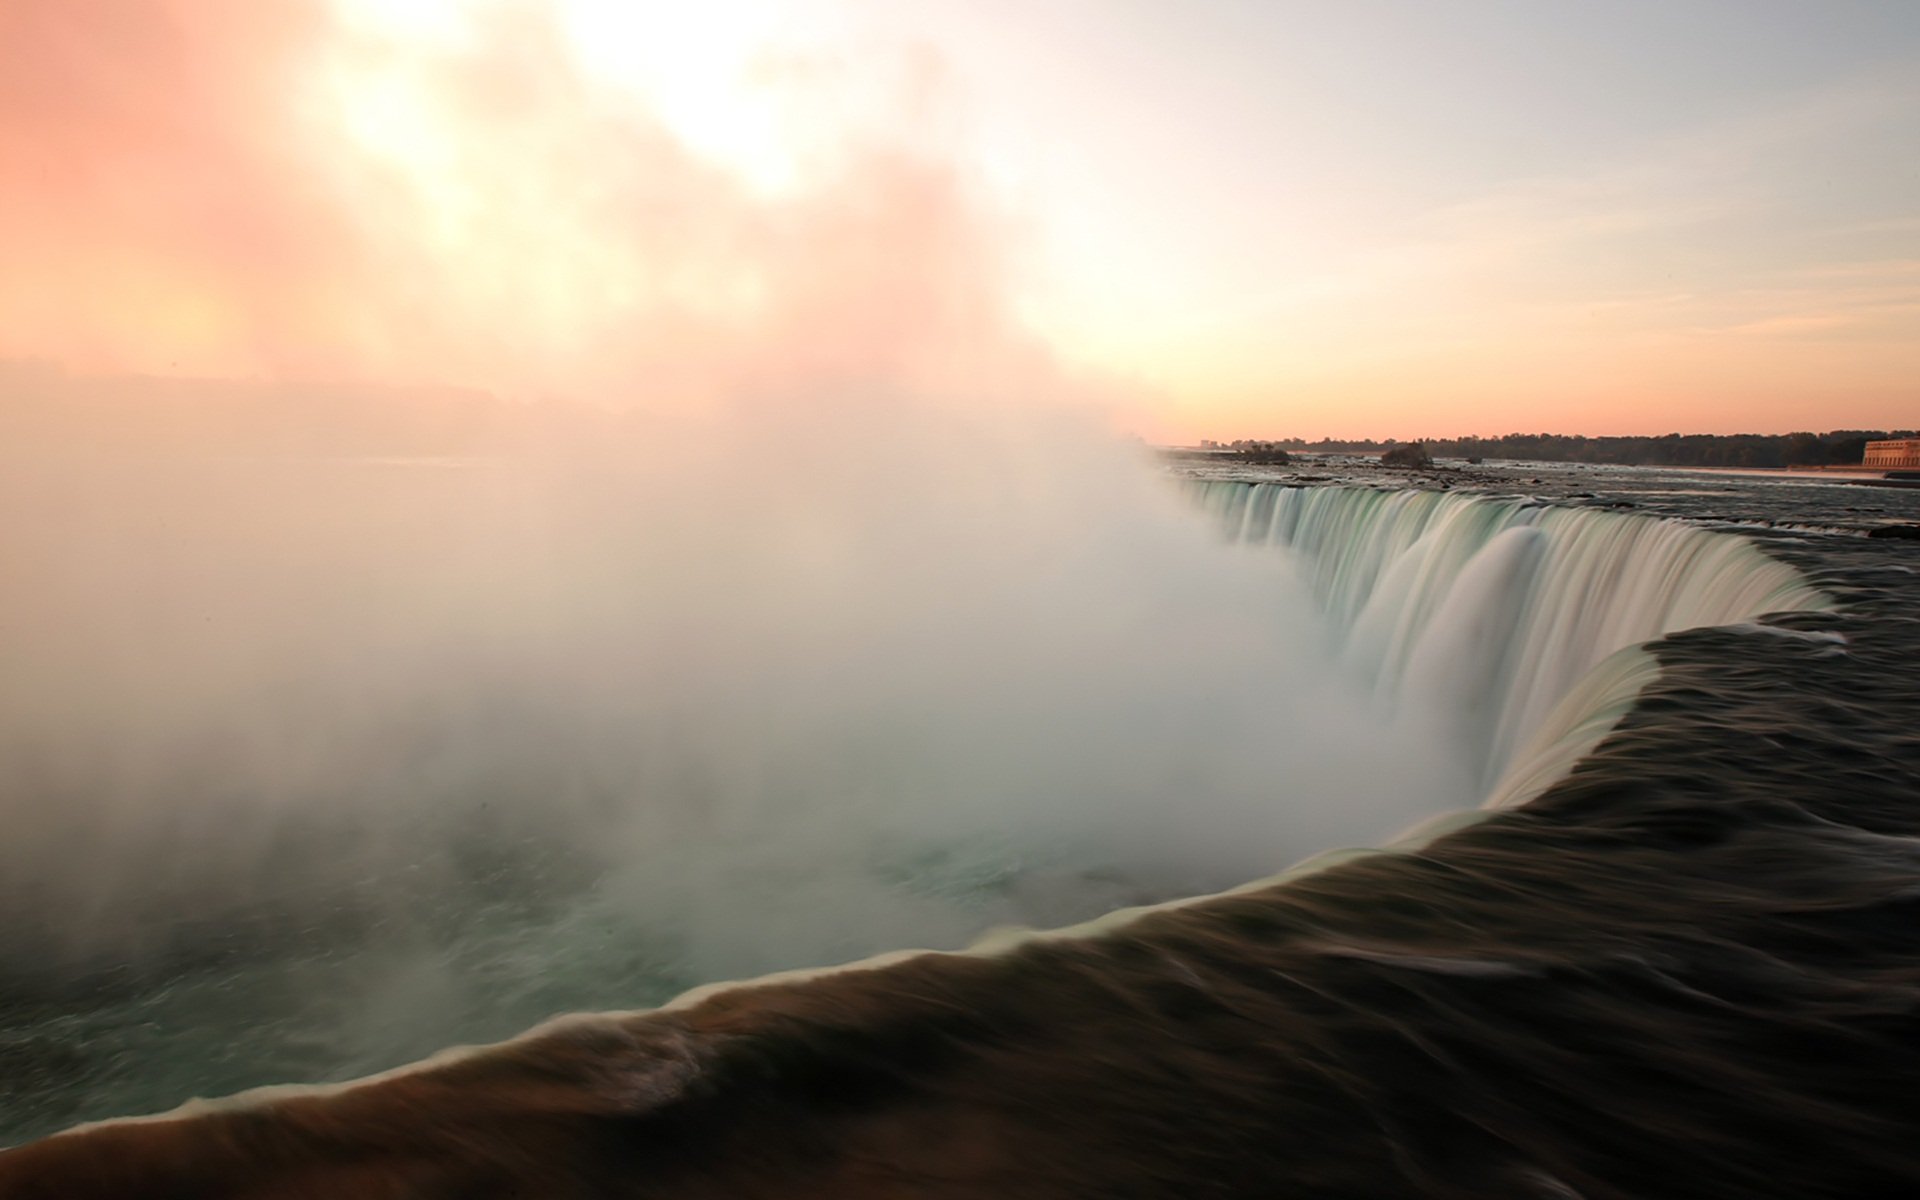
[2,0,1916,441]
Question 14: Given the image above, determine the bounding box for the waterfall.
[1190,482,1832,799]
[0,465,1843,1149]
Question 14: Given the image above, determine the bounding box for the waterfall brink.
[1190,482,1832,799]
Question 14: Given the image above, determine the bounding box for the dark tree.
[1381,443,1433,469]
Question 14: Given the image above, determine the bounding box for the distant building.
[1863,439,1920,469]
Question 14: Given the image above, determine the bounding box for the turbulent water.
[4,457,1919,1196]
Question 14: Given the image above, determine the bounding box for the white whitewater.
[1190,482,1833,800]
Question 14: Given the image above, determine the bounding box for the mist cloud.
[0,1,1468,1091]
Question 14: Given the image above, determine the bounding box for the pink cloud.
[0,0,1061,412]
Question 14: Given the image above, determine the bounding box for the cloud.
[0,0,1055,410]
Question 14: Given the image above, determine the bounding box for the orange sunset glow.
[2,0,1916,440]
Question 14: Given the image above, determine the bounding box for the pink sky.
[3,0,1915,441]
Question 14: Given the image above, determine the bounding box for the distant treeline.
[1202,431,1917,469]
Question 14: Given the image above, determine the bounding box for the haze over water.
[2,390,1506,1139]
[0,1,1463,1130]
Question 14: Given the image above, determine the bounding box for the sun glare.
[328,0,819,194]
[554,0,806,193]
